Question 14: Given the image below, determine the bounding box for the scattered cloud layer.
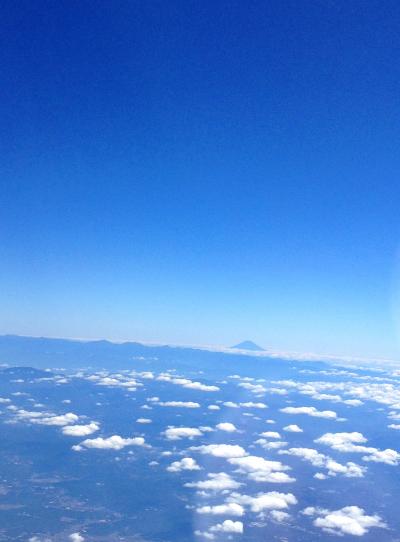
[315,432,400,465]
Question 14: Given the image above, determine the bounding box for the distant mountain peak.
[231,340,265,351]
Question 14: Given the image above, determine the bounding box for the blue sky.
[1,1,400,359]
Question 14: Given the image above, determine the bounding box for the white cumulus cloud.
[185,472,241,491]
[196,503,244,516]
[280,406,337,419]
[229,455,294,483]
[283,424,303,433]
[164,426,203,440]
[228,491,297,512]
[280,447,365,478]
[191,444,247,458]
[157,401,200,408]
[72,435,146,451]
[30,412,80,426]
[209,520,243,534]
[62,422,99,436]
[315,432,400,465]
[216,422,238,432]
[303,505,386,536]
[260,431,281,438]
[167,457,201,472]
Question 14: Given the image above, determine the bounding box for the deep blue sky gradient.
[1,1,400,358]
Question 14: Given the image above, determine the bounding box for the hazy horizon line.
[2,332,399,370]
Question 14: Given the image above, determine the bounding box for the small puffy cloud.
[315,432,367,451]
[283,424,303,433]
[180,381,219,392]
[157,375,219,392]
[240,402,267,409]
[164,427,203,440]
[138,371,154,379]
[191,444,247,458]
[62,423,99,437]
[280,406,337,419]
[268,388,289,395]
[362,448,400,465]
[255,438,288,450]
[216,422,238,432]
[238,382,266,394]
[73,435,145,451]
[69,534,85,542]
[388,424,400,430]
[303,505,386,536]
[208,405,220,410]
[157,401,200,408]
[196,503,244,517]
[199,426,214,433]
[229,455,294,483]
[209,520,243,534]
[14,409,45,419]
[167,457,201,472]
[223,401,267,409]
[31,412,80,426]
[260,431,280,439]
[136,418,152,424]
[228,491,297,512]
[344,399,364,406]
[325,459,365,478]
[185,472,241,491]
[194,531,215,540]
[281,447,326,467]
[271,510,290,522]
[223,401,239,408]
[93,375,140,389]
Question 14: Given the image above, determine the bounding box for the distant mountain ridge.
[231,340,265,351]
[0,335,330,380]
